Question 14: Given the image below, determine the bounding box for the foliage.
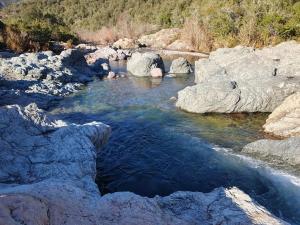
[1,0,300,51]
[1,6,77,51]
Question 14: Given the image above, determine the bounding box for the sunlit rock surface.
[0,103,111,192]
[0,183,287,225]
[138,28,181,49]
[264,92,300,138]
[113,38,139,49]
[176,41,300,113]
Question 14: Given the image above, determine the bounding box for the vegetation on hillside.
[0,6,77,52]
[1,0,300,51]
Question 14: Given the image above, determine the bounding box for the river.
[50,60,300,224]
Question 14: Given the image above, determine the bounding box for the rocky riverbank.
[0,45,131,108]
[0,49,95,108]
[242,92,300,167]
[176,41,300,114]
[0,104,287,225]
[175,41,300,172]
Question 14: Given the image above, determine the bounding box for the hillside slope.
[1,0,300,51]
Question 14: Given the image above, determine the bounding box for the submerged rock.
[264,92,300,138]
[107,71,117,79]
[176,41,300,113]
[242,137,300,166]
[127,52,165,77]
[169,57,193,74]
[0,104,287,225]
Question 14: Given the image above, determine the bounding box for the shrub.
[181,16,213,52]
[2,7,77,52]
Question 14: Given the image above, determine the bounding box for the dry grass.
[115,13,158,39]
[77,12,158,45]
[180,17,213,52]
[77,26,118,45]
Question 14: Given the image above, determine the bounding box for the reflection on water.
[50,63,300,224]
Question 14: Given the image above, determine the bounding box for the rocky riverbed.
[0,42,299,224]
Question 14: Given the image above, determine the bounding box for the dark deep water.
[50,61,300,224]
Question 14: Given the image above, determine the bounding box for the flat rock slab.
[242,137,300,167]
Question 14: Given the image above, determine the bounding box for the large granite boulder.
[263,92,300,138]
[176,42,300,113]
[169,57,193,74]
[127,52,165,77]
[242,137,300,167]
[0,104,287,225]
[138,28,181,49]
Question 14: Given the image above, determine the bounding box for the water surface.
[50,61,300,224]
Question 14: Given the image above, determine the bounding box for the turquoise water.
[51,61,300,224]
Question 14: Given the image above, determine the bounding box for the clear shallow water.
[50,61,300,224]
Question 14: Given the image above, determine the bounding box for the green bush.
[3,7,77,47]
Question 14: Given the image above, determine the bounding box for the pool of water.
[50,61,300,224]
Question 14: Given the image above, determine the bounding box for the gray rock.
[169,57,193,74]
[0,103,111,192]
[85,46,132,63]
[0,182,287,225]
[263,92,300,138]
[0,49,93,82]
[242,137,300,166]
[127,52,165,77]
[177,41,300,113]
[0,49,95,108]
